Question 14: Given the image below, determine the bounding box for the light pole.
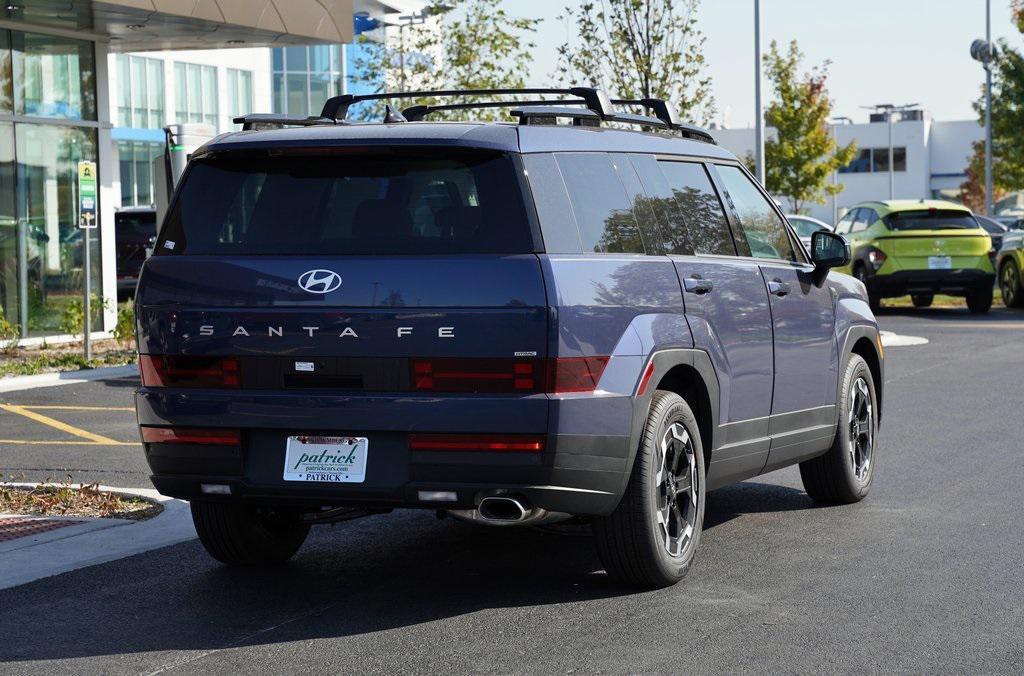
[864,103,917,200]
[830,116,853,224]
[971,1,997,215]
[376,4,455,91]
[753,0,765,184]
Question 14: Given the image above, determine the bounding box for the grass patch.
[0,349,135,378]
[0,479,161,521]
[882,289,1003,310]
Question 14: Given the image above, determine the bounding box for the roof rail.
[402,99,584,122]
[612,98,716,144]
[320,87,614,121]
[233,114,336,131]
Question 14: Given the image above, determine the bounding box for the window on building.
[840,147,907,173]
[116,55,165,128]
[226,68,253,130]
[11,30,96,120]
[174,62,218,129]
[118,141,163,207]
[272,45,344,116]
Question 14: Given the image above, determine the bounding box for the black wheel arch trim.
[837,325,884,423]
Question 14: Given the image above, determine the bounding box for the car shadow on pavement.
[0,479,816,664]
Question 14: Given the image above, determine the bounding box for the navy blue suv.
[135,88,883,588]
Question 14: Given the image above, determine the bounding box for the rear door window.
[713,164,796,261]
[157,150,534,255]
[657,160,735,256]
[553,153,645,254]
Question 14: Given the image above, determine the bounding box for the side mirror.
[810,230,850,284]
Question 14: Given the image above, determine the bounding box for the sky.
[501,0,1021,128]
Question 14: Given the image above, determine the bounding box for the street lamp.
[971,0,997,215]
[830,116,853,224]
[378,3,455,91]
[753,0,765,184]
[863,103,918,200]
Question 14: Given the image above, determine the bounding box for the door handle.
[767,279,791,297]
[683,277,714,295]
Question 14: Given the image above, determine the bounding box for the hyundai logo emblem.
[297,269,342,294]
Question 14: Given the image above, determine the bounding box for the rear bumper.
[136,389,636,516]
[869,268,995,297]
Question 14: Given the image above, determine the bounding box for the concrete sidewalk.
[0,485,195,590]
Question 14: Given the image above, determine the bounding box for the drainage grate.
[0,517,79,542]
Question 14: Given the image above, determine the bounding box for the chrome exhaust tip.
[477,496,528,522]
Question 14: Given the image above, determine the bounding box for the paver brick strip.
[0,517,78,543]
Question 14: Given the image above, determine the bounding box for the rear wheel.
[191,502,310,566]
[911,293,933,308]
[593,390,706,588]
[800,354,878,504]
[1000,259,1023,308]
[854,265,881,312]
[966,286,993,314]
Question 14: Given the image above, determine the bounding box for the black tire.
[800,354,878,504]
[966,286,993,314]
[1000,259,1023,308]
[854,265,881,312]
[911,293,933,308]
[593,390,706,588]
[191,501,310,566]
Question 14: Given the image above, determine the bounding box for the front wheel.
[191,502,310,566]
[800,354,878,504]
[966,286,993,314]
[593,391,706,588]
[1001,260,1023,308]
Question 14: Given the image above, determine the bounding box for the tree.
[555,0,715,125]
[761,40,857,214]
[348,0,539,121]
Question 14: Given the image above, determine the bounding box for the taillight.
[140,427,240,445]
[409,433,544,452]
[867,249,887,271]
[411,358,542,393]
[139,355,240,388]
[409,357,608,394]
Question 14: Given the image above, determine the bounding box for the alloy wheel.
[1002,263,1019,306]
[654,422,699,557]
[848,376,874,482]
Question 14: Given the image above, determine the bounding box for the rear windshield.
[156,150,533,255]
[884,209,979,231]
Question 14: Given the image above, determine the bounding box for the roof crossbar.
[232,114,336,131]
[612,98,716,144]
[321,87,614,121]
[402,99,585,122]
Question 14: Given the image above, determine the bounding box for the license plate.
[928,256,952,270]
[283,435,368,483]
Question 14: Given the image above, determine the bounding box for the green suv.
[835,200,995,313]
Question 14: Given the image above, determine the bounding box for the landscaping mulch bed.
[0,483,162,521]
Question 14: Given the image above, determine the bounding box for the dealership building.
[0,0,421,343]
[714,111,984,223]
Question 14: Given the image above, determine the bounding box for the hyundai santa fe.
[134,87,884,588]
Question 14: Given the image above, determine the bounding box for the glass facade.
[174,61,218,128]
[0,28,102,337]
[118,140,162,207]
[271,45,343,117]
[116,55,164,128]
[225,68,253,130]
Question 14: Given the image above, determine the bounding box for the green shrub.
[58,294,110,339]
[113,302,135,347]
[0,307,20,355]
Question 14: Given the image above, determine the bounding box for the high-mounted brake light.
[140,427,240,445]
[139,355,240,388]
[409,434,544,453]
[410,357,609,394]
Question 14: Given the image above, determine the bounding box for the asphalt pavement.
[1,306,1023,673]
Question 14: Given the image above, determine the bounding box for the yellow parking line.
[0,404,124,445]
[0,439,140,446]
[19,405,135,412]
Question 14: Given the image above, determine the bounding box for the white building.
[714,111,984,224]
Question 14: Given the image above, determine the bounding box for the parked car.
[835,200,995,313]
[996,227,1024,308]
[115,207,157,299]
[975,214,1008,261]
[135,87,884,588]
[787,214,834,253]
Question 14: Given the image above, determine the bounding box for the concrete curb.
[0,484,195,590]
[879,330,930,347]
[0,364,138,393]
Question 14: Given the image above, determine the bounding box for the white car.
[787,215,834,253]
